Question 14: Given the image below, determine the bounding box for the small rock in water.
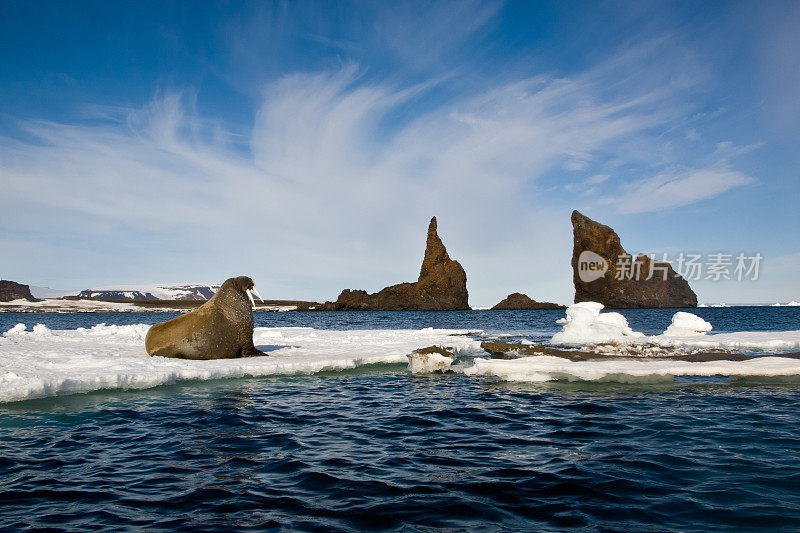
[490,293,564,310]
[407,345,455,373]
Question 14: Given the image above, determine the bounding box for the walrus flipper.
[240,344,266,357]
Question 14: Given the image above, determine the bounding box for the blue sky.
[1,0,798,305]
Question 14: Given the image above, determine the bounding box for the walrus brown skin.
[145,276,265,360]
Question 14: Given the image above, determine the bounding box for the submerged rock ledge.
[479,341,800,362]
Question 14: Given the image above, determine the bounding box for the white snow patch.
[256,305,298,312]
[549,302,800,354]
[651,330,800,353]
[550,302,645,346]
[462,355,800,383]
[663,312,712,337]
[0,324,483,403]
[31,324,52,336]
[3,323,28,336]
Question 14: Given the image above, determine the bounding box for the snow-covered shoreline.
[0,299,299,313]
[0,299,152,313]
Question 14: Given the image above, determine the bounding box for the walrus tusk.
[246,289,256,310]
[252,287,264,302]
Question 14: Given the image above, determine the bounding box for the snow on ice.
[0,324,482,403]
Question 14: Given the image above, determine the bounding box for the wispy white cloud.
[767,252,800,274]
[0,31,758,303]
[565,173,610,194]
[713,141,765,158]
[370,0,503,68]
[595,138,761,214]
[600,164,754,214]
[755,1,800,138]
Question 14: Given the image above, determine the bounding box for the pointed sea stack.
[571,211,697,308]
[0,280,37,302]
[322,217,470,310]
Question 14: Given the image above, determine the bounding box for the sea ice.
[462,355,800,383]
[469,304,800,381]
[3,323,28,336]
[651,330,800,353]
[663,312,712,337]
[550,303,800,354]
[550,302,645,345]
[0,324,483,403]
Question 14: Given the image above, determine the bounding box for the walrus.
[145,276,266,360]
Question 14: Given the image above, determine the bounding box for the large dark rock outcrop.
[321,217,469,311]
[0,280,37,302]
[571,211,697,308]
[491,293,564,310]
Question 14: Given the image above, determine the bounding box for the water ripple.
[2,375,800,531]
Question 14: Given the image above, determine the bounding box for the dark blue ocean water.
[2,308,800,531]
[3,305,799,340]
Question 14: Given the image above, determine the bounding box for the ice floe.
[2,304,800,400]
[663,312,713,337]
[652,330,800,353]
[550,302,645,345]
[0,324,483,403]
[462,355,800,383]
[549,303,800,354]
[464,303,800,382]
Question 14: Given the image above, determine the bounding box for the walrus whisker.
[252,287,264,303]
[246,289,256,310]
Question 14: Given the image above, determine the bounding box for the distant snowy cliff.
[77,284,220,301]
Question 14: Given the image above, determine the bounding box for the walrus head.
[225,276,264,309]
[232,276,255,292]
